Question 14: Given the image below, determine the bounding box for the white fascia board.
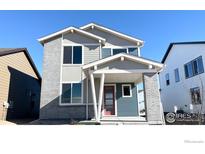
[80,23,144,45]
[82,53,163,70]
[38,26,106,44]
[93,69,158,74]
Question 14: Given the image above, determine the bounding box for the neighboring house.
[38,23,164,124]
[0,48,41,120]
[159,42,205,114]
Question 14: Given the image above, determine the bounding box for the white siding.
[159,44,205,113]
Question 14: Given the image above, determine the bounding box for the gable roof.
[162,41,205,63]
[38,26,106,45]
[80,23,144,46]
[0,48,41,80]
[82,53,163,70]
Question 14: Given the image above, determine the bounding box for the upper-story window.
[184,56,204,79]
[101,47,138,59]
[174,68,180,82]
[63,46,82,64]
[128,48,138,56]
[165,73,170,86]
[113,48,127,55]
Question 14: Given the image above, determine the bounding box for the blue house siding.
[116,83,138,117]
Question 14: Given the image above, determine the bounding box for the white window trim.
[122,84,132,98]
[59,81,84,106]
[62,45,84,65]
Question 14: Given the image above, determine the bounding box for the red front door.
[103,86,115,116]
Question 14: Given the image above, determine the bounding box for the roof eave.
[38,26,106,45]
[80,23,144,46]
[82,53,163,70]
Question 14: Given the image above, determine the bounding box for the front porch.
[82,53,165,124]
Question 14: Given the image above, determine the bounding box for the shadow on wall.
[39,79,95,123]
[39,94,94,122]
[6,66,41,120]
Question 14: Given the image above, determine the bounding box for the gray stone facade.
[143,73,163,124]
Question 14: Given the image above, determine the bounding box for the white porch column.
[90,73,98,121]
[97,73,105,121]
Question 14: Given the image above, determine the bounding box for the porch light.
[70,29,74,33]
[121,56,124,61]
[94,65,97,70]
[91,25,94,29]
[148,64,153,69]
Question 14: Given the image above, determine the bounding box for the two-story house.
[38,23,164,124]
[159,42,205,115]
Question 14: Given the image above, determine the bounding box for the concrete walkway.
[0,120,16,125]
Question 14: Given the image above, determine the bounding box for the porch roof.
[82,53,163,71]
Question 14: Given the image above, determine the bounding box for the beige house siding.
[0,52,38,119]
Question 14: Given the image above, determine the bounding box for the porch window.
[63,46,82,64]
[122,84,132,97]
[61,83,82,104]
[128,48,138,56]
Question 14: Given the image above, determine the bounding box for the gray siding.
[86,28,137,47]
[143,73,163,124]
[116,83,138,117]
[98,58,148,70]
[62,66,81,82]
[84,45,100,64]
[63,32,99,44]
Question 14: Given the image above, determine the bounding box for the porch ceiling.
[94,73,142,83]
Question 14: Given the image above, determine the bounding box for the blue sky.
[1,10,205,75]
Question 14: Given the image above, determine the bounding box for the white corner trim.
[122,84,132,98]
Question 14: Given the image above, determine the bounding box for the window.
[197,56,204,74]
[61,83,82,104]
[184,56,204,78]
[174,68,180,82]
[165,73,170,86]
[128,48,138,56]
[122,84,132,97]
[63,46,82,64]
[113,48,127,55]
[63,46,72,64]
[190,87,201,104]
[101,47,139,58]
[102,48,111,58]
